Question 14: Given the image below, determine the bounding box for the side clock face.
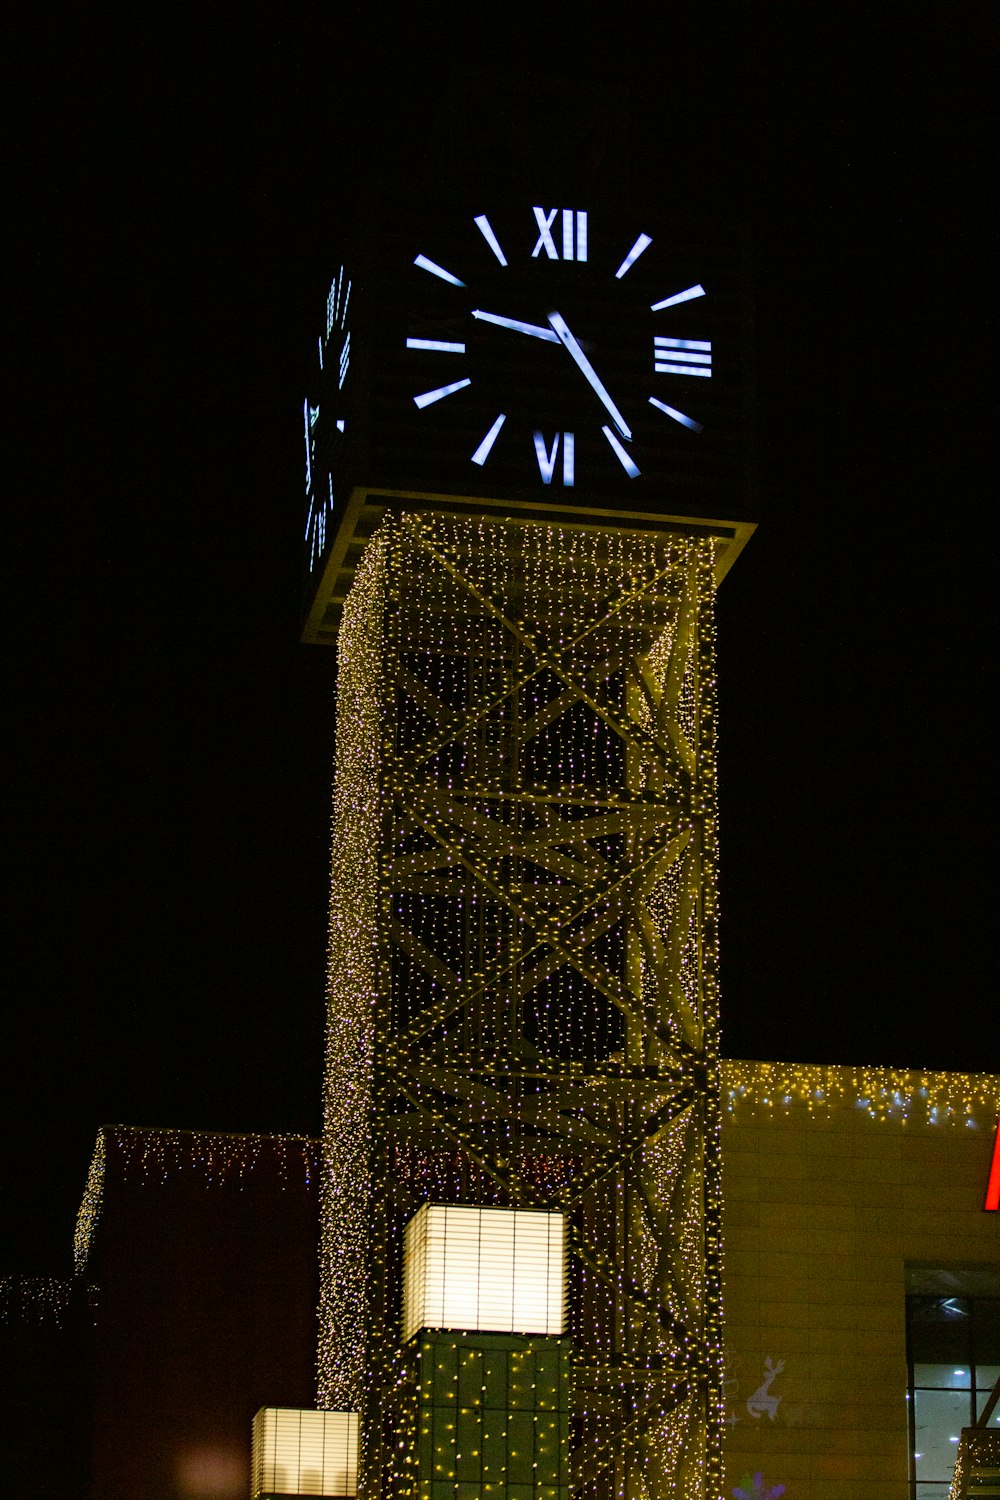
[305,264,352,573]
[403,206,723,495]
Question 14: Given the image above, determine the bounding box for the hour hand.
[471,309,559,342]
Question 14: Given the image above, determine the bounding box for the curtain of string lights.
[319,512,725,1499]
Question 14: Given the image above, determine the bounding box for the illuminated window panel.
[907,1294,1000,1494]
[402,1203,565,1343]
[251,1408,358,1499]
[913,1388,967,1482]
[913,1362,973,1391]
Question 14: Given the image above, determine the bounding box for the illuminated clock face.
[405,206,717,491]
[305,264,352,572]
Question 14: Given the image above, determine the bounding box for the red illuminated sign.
[986,1116,1000,1212]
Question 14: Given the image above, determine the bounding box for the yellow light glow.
[722,1060,1000,1128]
[317,514,726,1492]
[251,1408,358,1499]
[402,1203,566,1341]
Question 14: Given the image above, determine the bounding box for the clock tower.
[305,91,755,1500]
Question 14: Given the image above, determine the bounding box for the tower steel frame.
[320,510,725,1499]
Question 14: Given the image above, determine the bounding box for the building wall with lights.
[67,1066,998,1499]
[76,1127,319,1500]
[719,1062,1000,1499]
[0,1275,89,1499]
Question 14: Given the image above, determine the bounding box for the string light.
[318,537,384,1410]
[949,1430,1000,1499]
[74,1129,105,1275]
[318,512,727,1493]
[721,1061,1000,1128]
[73,1126,318,1275]
[0,1276,70,1327]
[403,1332,570,1496]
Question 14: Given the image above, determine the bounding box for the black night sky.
[7,8,996,1278]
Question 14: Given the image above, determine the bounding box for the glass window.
[912,1363,970,1390]
[912,1389,966,1481]
[908,1295,1000,1495]
[973,1298,1000,1427]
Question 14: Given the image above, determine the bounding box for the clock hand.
[471,309,559,342]
[546,311,632,443]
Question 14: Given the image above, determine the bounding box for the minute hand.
[547,312,631,442]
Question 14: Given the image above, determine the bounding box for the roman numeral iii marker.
[654,337,713,377]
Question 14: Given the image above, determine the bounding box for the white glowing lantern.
[251,1408,358,1498]
[402,1203,566,1343]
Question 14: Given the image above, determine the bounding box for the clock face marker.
[532,207,558,259]
[309,501,325,569]
[303,398,314,492]
[413,378,472,409]
[414,254,466,288]
[564,209,587,262]
[533,431,575,485]
[655,336,712,376]
[562,431,575,486]
[320,474,333,563]
[339,332,351,388]
[602,425,640,478]
[406,338,467,354]
[615,234,652,279]
[534,430,560,484]
[651,283,705,311]
[474,215,508,267]
[326,266,351,338]
[532,207,587,261]
[325,273,338,339]
[649,396,703,433]
[471,413,507,466]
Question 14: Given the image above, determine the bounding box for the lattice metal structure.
[319,511,725,1500]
